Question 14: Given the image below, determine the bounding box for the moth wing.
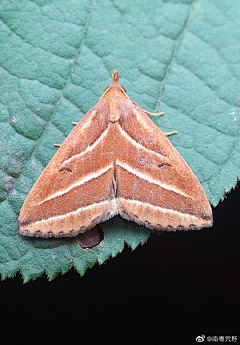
[116,102,213,230]
[19,108,117,237]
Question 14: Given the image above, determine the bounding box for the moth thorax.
[109,100,121,122]
[109,111,120,122]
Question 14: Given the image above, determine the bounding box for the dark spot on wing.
[59,167,72,173]
[158,163,171,168]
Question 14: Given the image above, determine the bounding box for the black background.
[1,186,239,344]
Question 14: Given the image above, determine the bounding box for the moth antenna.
[164,131,177,136]
[144,110,164,116]
[54,144,61,147]
[72,122,78,125]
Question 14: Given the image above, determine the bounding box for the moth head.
[104,86,127,94]
[104,70,127,95]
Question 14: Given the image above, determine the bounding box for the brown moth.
[18,71,213,238]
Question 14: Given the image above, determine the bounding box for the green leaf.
[0,0,239,282]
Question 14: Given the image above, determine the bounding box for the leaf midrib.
[4,0,96,205]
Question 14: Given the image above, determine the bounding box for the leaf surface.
[0,0,239,282]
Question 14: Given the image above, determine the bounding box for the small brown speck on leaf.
[76,225,104,249]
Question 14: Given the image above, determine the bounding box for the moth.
[19,71,213,237]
